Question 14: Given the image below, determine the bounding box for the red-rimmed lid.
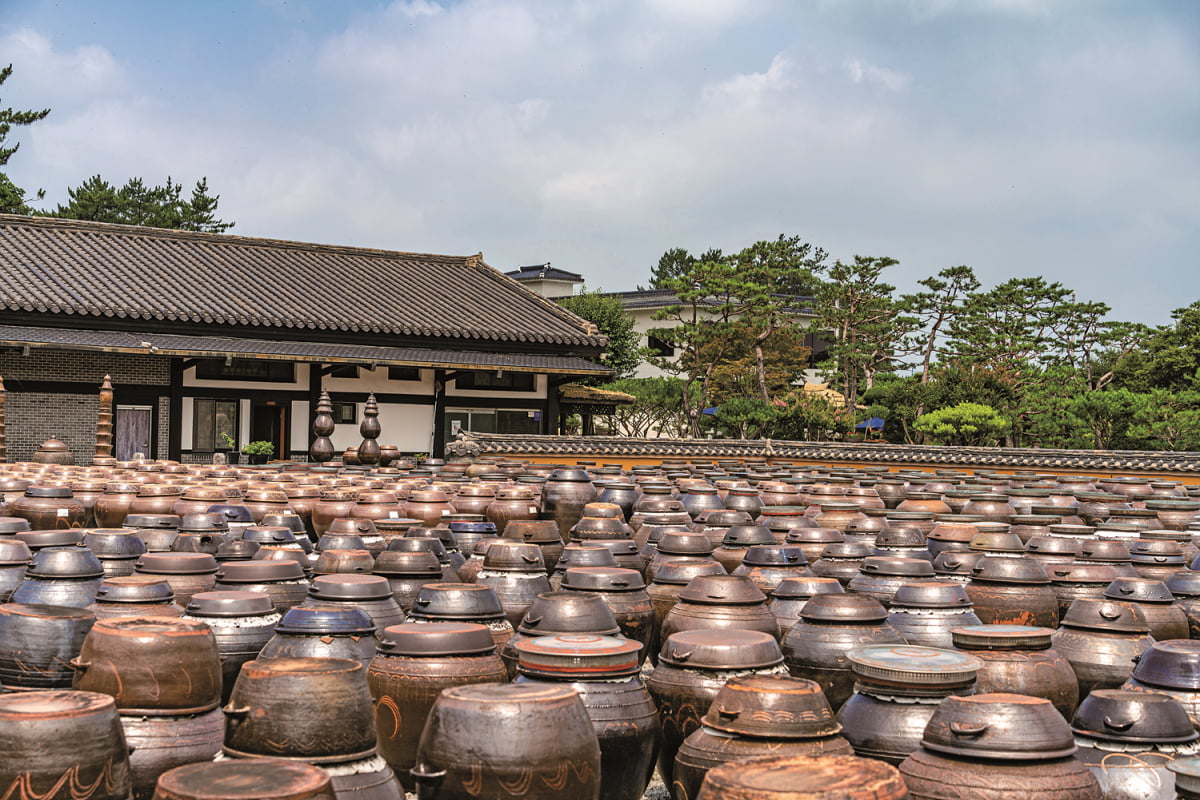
[514,633,642,678]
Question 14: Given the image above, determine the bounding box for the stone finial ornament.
[94,374,114,462]
[309,389,336,463]
[0,375,6,463]
[357,392,381,466]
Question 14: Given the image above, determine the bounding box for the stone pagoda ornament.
[0,375,7,463]
[309,390,336,463]
[94,374,116,465]
[357,392,381,466]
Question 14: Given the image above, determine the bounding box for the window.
[331,402,357,424]
[193,399,238,452]
[327,365,360,379]
[647,335,674,357]
[446,408,541,440]
[194,359,296,382]
[388,366,422,381]
[454,371,536,391]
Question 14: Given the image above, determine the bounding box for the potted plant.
[241,440,275,465]
[218,432,239,464]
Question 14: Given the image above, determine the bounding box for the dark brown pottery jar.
[898,693,1101,800]
[12,545,105,608]
[212,560,310,615]
[94,482,143,527]
[0,602,96,689]
[501,519,562,573]
[769,576,845,635]
[474,540,553,626]
[0,690,133,800]
[259,604,378,666]
[1103,576,1190,641]
[87,575,185,620]
[367,622,507,790]
[781,593,905,710]
[811,542,874,586]
[412,683,602,800]
[696,753,907,800]
[541,468,598,543]
[372,550,443,610]
[674,674,852,800]
[1051,598,1155,697]
[1049,563,1119,618]
[647,559,728,644]
[181,590,281,702]
[847,555,935,607]
[646,629,787,789]
[501,590,621,677]
[1122,639,1200,729]
[1166,570,1200,638]
[133,552,218,606]
[515,634,659,800]
[128,485,184,519]
[124,513,181,552]
[712,525,776,573]
[311,489,360,537]
[486,487,541,533]
[951,624,1079,720]
[732,544,813,595]
[302,574,406,637]
[150,760,335,800]
[11,485,88,529]
[1071,689,1197,800]
[405,582,515,650]
[560,566,656,662]
[965,556,1058,627]
[886,581,981,649]
[838,643,981,765]
[662,573,779,643]
[0,537,30,603]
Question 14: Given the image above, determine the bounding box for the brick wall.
[0,350,170,385]
[5,391,97,463]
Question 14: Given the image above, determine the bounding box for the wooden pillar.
[431,370,447,458]
[168,358,183,461]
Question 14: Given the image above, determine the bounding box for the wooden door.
[116,405,153,460]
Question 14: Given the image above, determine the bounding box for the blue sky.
[1,0,1197,324]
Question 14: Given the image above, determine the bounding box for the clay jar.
[1051,598,1155,697]
[847,555,935,607]
[474,540,552,626]
[501,520,562,574]
[837,644,982,765]
[1122,639,1200,729]
[71,617,222,715]
[413,683,602,800]
[540,468,598,542]
[212,560,310,615]
[128,485,184,519]
[1166,570,1200,637]
[182,591,281,702]
[12,545,106,608]
[898,693,1101,800]
[224,657,377,763]
[646,629,787,789]
[781,593,904,710]
[0,603,96,689]
[87,575,185,620]
[965,556,1059,627]
[0,537,30,602]
[133,552,219,606]
[674,674,853,800]
[886,581,981,649]
[501,590,622,677]
[645,532,716,583]
[259,605,378,666]
[696,753,907,800]
[0,690,133,800]
[486,487,541,533]
[647,559,729,641]
[405,582,515,651]
[560,566,656,662]
[1103,576,1190,641]
[311,489,360,537]
[712,526,777,573]
[1049,563,1119,618]
[514,634,659,800]
[84,528,147,578]
[150,760,335,800]
[125,513,181,552]
[732,544,813,595]
[784,527,844,563]
[367,622,508,790]
[11,485,88,529]
[94,481,143,527]
[302,574,406,636]
[661,574,779,643]
[811,542,874,586]
[769,576,845,635]
[951,624,1080,720]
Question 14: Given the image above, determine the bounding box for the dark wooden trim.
[3,379,167,395]
[442,396,548,411]
[168,359,183,461]
[326,392,435,405]
[432,370,447,459]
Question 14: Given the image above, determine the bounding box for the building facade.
[0,216,610,462]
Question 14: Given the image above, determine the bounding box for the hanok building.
[0,215,610,462]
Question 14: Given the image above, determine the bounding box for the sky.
[1,0,1197,325]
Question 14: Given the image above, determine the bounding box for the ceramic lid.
[950,624,1053,650]
[515,633,642,678]
[408,582,505,619]
[0,537,32,565]
[177,513,229,533]
[371,550,441,577]
[518,590,620,636]
[185,590,276,618]
[1060,598,1151,632]
[703,510,755,527]
[1104,576,1175,603]
[818,542,873,560]
[152,759,332,800]
[24,486,72,498]
[547,468,592,482]
[1072,689,1199,744]
[241,526,298,545]
[771,577,844,600]
[0,518,31,534]
[123,514,180,529]
[1024,536,1080,555]
[552,545,619,571]
[560,566,645,592]
[657,629,783,670]
[308,574,392,600]
[1166,570,1200,597]
[482,541,546,572]
[700,674,841,739]
[377,622,495,656]
[215,560,306,583]
[721,525,778,547]
[651,558,727,586]
[678,574,767,605]
[206,504,255,524]
[875,528,926,548]
[799,593,888,624]
[316,534,368,551]
[969,556,1050,584]
[1169,757,1200,796]
[26,546,104,578]
[848,644,981,686]
[858,556,935,578]
[16,530,83,549]
[1130,640,1200,690]
[891,581,972,609]
[1078,540,1131,561]
[933,551,985,576]
[1047,563,1118,584]
[923,693,1076,760]
[656,532,715,555]
[93,575,176,604]
[785,528,844,545]
[503,520,563,544]
[216,540,261,560]
[968,532,1025,553]
[274,603,375,634]
[696,754,907,800]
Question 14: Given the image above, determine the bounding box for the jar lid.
[372,550,441,577]
[740,545,808,567]
[93,575,176,604]
[378,622,495,656]
[771,577,844,600]
[700,674,841,739]
[658,629,783,670]
[1130,640,1200,689]
[800,593,888,623]
[16,530,83,549]
[515,633,641,678]
[408,582,505,619]
[308,574,392,600]
[923,693,1077,760]
[1166,570,1200,597]
[721,526,777,547]
[697,754,908,800]
[818,542,873,560]
[274,604,375,634]
[890,581,972,609]
[784,528,844,544]
[933,551,985,576]
[848,644,981,686]
[0,518,31,534]
[1072,689,1199,744]
[1103,576,1174,603]
[26,546,104,578]
[656,532,715,555]
[185,590,276,617]
[678,574,766,605]
[124,514,180,529]
[24,486,72,498]
[1047,563,1118,584]
[1060,598,1150,632]
[560,566,645,592]
[969,556,1049,585]
[651,558,727,586]
[1024,536,1079,555]
[518,591,620,636]
[950,624,1053,650]
[152,759,332,800]
[241,526,298,544]
[215,560,306,583]
[178,513,229,533]
[0,537,32,565]
[858,556,935,578]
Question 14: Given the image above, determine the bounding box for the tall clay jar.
[560,566,656,661]
[951,624,1080,720]
[181,591,282,704]
[11,485,88,529]
[367,623,508,791]
[1166,569,1200,638]
[661,574,779,643]
[1051,598,1155,697]
[412,683,602,800]
[965,556,1059,627]
[514,634,660,800]
[541,468,598,543]
[645,629,787,789]
[94,481,143,527]
[311,489,360,537]
[128,485,184,519]
[1121,639,1200,730]
[486,487,541,533]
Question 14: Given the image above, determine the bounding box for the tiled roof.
[558,383,636,404]
[0,324,610,375]
[0,215,605,349]
[459,433,1200,473]
[505,263,585,282]
[601,289,817,315]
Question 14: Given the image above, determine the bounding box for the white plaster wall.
[180,397,194,450]
[290,400,309,449]
[322,367,433,395]
[329,402,435,453]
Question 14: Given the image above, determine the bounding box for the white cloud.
[844,57,911,92]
